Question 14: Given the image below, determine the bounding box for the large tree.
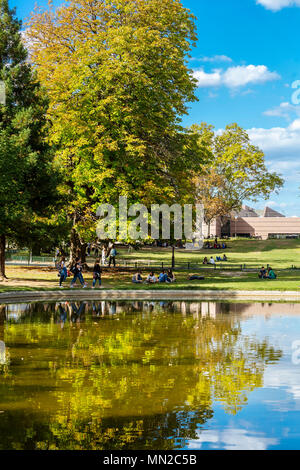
[0,0,58,278]
[193,123,284,230]
[27,0,208,260]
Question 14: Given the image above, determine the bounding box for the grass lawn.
[117,238,300,270]
[1,239,300,293]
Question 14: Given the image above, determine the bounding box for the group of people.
[203,254,227,265]
[57,257,103,289]
[86,243,118,264]
[132,269,176,284]
[86,243,99,257]
[56,253,278,289]
[204,238,227,250]
[259,266,277,279]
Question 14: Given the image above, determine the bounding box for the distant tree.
[196,170,232,237]
[0,0,59,278]
[193,123,284,229]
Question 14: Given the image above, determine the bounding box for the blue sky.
[12,0,300,215]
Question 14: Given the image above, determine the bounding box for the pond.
[0,300,300,450]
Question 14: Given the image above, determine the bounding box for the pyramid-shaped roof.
[262,206,285,218]
[234,205,259,217]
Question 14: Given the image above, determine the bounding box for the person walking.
[109,245,117,267]
[58,257,68,288]
[92,259,102,288]
[70,258,87,288]
[101,246,107,266]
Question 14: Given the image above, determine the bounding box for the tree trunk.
[80,243,87,264]
[0,235,7,280]
[32,243,42,256]
[69,227,87,265]
[207,221,211,238]
[70,227,80,265]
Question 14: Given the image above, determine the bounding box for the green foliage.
[192,122,284,217]
[27,0,208,243]
[0,0,60,269]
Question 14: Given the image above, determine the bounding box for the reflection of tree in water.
[0,305,9,376]
[0,301,282,450]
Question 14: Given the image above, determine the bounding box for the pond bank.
[0,289,300,303]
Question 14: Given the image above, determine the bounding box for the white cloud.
[198,55,233,63]
[247,119,300,191]
[264,102,300,120]
[257,0,300,11]
[193,69,222,87]
[268,201,288,208]
[264,367,300,403]
[188,428,278,450]
[194,65,280,89]
[223,65,280,87]
[247,119,300,156]
[266,159,300,172]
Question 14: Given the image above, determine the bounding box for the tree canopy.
[0,0,59,277]
[27,0,209,255]
[192,122,284,228]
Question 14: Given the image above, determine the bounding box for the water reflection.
[0,300,299,449]
[0,341,5,365]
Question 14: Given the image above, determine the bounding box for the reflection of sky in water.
[1,301,300,450]
[187,313,300,450]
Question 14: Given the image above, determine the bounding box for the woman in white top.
[209,257,215,265]
[146,272,157,283]
[101,246,107,266]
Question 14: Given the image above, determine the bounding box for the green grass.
[116,238,300,270]
[1,238,300,293]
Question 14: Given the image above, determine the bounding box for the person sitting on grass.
[203,257,208,265]
[223,254,228,261]
[146,272,157,283]
[158,270,168,283]
[267,267,277,279]
[209,256,215,265]
[167,269,176,283]
[132,271,143,283]
[188,274,205,281]
[258,266,267,279]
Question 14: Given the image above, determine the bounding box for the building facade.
[204,205,300,240]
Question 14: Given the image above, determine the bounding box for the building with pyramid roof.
[262,206,285,218]
[203,205,300,239]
